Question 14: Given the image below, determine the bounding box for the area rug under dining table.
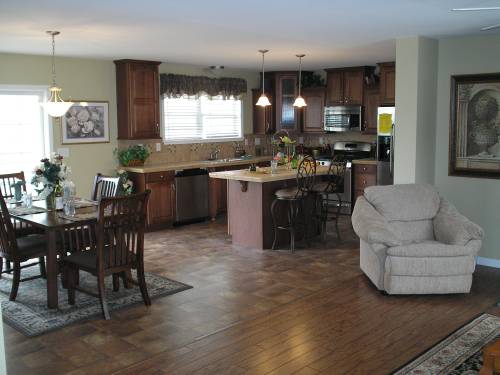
[393,313,500,374]
[0,267,192,336]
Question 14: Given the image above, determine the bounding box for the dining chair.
[62,191,151,320]
[91,173,120,201]
[0,191,47,301]
[311,157,347,241]
[270,155,316,252]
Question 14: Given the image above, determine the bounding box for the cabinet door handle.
[156,123,159,134]
[171,183,176,191]
[363,179,367,185]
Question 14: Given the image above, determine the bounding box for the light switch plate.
[57,148,69,157]
[244,138,249,146]
[155,143,162,152]
[319,137,325,145]
[254,137,261,146]
[298,136,304,144]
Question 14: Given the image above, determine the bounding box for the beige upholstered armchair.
[351,184,484,295]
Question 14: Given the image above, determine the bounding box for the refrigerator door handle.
[390,123,395,177]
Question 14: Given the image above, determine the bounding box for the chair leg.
[112,274,120,292]
[0,257,3,279]
[97,273,110,320]
[137,263,151,306]
[122,270,133,289]
[335,193,342,241]
[289,201,296,252]
[9,262,21,301]
[5,259,11,274]
[270,198,279,250]
[67,267,76,305]
[39,257,47,279]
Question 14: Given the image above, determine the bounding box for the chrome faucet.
[208,147,221,160]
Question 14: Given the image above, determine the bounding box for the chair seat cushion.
[16,235,47,260]
[275,187,304,199]
[387,241,479,257]
[64,248,136,270]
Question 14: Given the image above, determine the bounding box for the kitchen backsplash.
[117,132,376,165]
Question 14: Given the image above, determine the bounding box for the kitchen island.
[210,166,329,250]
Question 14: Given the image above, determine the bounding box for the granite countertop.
[209,165,330,183]
[352,158,377,165]
[121,156,273,173]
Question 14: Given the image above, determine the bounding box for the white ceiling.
[1,0,500,70]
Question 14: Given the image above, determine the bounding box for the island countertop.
[121,156,273,173]
[209,165,330,183]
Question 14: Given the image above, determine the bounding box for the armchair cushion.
[352,197,402,247]
[364,184,440,221]
[387,240,481,257]
[433,199,484,246]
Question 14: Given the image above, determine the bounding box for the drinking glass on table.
[22,192,33,208]
[63,198,76,217]
[271,160,278,174]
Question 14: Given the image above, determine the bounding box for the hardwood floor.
[4,216,500,374]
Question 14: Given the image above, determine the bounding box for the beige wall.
[434,34,500,261]
[394,37,437,184]
[0,53,117,198]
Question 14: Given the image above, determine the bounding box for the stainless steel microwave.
[324,105,362,132]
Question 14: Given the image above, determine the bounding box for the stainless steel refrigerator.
[376,106,396,185]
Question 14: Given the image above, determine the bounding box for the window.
[0,86,51,179]
[163,95,242,143]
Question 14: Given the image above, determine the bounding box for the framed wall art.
[450,73,500,178]
[61,101,109,144]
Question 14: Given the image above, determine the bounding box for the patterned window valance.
[160,73,247,99]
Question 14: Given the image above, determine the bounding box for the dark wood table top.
[9,200,98,230]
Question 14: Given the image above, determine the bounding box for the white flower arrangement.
[31,153,70,198]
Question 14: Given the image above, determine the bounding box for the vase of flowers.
[31,153,70,210]
[272,134,296,170]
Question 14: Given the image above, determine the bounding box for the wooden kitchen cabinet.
[379,62,396,106]
[275,72,299,132]
[353,164,377,200]
[363,85,380,134]
[252,88,274,135]
[128,171,175,229]
[115,59,161,140]
[302,87,325,133]
[325,67,373,106]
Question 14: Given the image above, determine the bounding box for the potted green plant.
[114,145,151,167]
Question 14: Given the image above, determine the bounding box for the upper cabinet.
[252,88,274,135]
[274,72,299,132]
[379,62,396,106]
[362,86,380,134]
[115,59,161,140]
[302,87,325,133]
[325,67,373,106]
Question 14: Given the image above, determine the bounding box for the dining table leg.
[46,229,58,309]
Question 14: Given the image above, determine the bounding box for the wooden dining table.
[9,200,98,309]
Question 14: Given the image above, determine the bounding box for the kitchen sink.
[202,157,252,163]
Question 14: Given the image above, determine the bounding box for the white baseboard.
[476,256,500,269]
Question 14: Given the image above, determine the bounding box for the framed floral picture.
[450,73,500,178]
[61,101,109,144]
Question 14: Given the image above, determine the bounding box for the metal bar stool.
[270,156,316,252]
[311,157,347,241]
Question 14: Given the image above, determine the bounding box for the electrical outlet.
[244,138,249,146]
[298,136,304,144]
[255,137,261,146]
[319,137,325,145]
[155,143,162,152]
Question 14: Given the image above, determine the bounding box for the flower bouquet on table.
[272,135,296,169]
[31,153,70,209]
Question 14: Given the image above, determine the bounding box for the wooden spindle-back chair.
[0,172,26,199]
[63,191,151,319]
[91,173,120,201]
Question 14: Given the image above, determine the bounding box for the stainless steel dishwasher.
[174,168,209,224]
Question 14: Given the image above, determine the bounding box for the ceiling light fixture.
[293,54,307,108]
[256,49,271,107]
[41,31,72,117]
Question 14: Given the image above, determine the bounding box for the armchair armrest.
[352,197,403,247]
[433,198,484,246]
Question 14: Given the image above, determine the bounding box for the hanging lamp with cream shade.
[41,31,73,117]
[293,54,307,107]
[256,49,271,107]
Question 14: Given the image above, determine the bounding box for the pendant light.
[293,54,307,107]
[256,49,271,107]
[41,31,73,117]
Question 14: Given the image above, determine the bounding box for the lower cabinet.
[129,171,176,229]
[353,164,377,200]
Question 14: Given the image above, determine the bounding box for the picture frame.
[61,101,109,144]
[449,73,500,178]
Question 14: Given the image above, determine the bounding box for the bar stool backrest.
[296,155,316,196]
[325,157,347,194]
